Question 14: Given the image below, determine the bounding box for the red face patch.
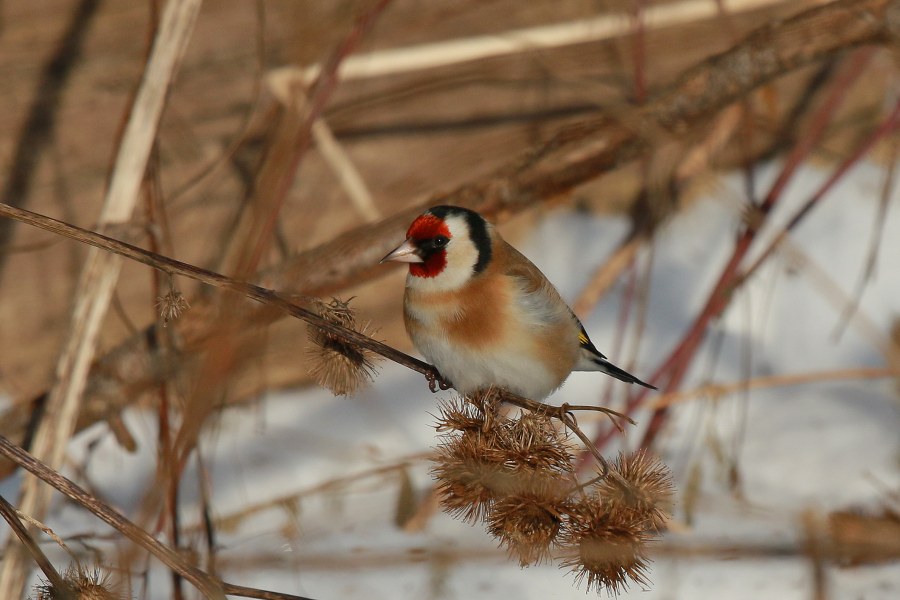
[407,214,451,278]
[406,214,450,241]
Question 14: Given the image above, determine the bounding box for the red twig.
[586,48,876,454]
[737,96,900,286]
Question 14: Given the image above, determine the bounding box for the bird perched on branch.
[381,205,655,399]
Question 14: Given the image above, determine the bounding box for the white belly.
[408,324,562,400]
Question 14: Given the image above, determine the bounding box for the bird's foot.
[425,369,452,393]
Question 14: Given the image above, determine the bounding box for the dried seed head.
[431,429,512,523]
[434,396,491,434]
[33,566,122,599]
[432,394,578,524]
[501,412,575,475]
[561,499,651,595]
[596,450,675,532]
[464,387,504,413]
[155,288,189,326]
[486,477,570,566]
[307,297,378,396]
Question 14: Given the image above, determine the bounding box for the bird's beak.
[380,239,424,264]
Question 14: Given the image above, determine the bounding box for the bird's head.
[381,205,493,291]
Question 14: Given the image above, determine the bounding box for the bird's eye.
[433,235,449,247]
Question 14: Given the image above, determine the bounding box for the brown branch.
[0,494,73,599]
[650,367,897,409]
[0,202,639,426]
[585,45,883,457]
[0,436,319,600]
[0,202,627,473]
[267,0,900,298]
[0,201,433,377]
[736,96,900,287]
[0,435,227,600]
[1,0,897,473]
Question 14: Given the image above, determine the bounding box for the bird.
[381,205,655,400]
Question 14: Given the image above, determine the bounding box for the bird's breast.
[404,274,511,348]
[403,275,580,399]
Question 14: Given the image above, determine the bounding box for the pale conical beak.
[380,239,424,264]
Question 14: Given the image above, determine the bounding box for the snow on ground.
[2,161,899,599]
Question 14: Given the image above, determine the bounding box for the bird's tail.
[578,354,657,390]
[574,321,656,389]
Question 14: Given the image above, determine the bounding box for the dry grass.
[0,0,898,598]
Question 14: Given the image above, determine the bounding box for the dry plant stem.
[585,46,878,456]
[572,232,645,318]
[834,134,899,338]
[221,583,317,600]
[638,52,900,448]
[631,0,648,104]
[169,0,268,203]
[309,116,381,222]
[736,96,900,285]
[0,1,204,597]
[0,0,896,473]
[144,147,186,598]
[240,0,393,274]
[268,0,900,298]
[0,202,625,474]
[167,0,393,510]
[651,367,896,409]
[0,436,318,600]
[208,529,900,571]
[0,494,73,599]
[287,0,827,83]
[202,460,421,533]
[0,436,226,600]
[0,200,433,380]
[0,0,101,276]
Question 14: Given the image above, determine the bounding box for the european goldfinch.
[381,205,655,400]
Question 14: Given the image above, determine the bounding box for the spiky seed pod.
[486,475,570,566]
[596,450,675,532]
[500,411,575,475]
[432,393,579,523]
[307,297,378,396]
[32,566,122,599]
[464,387,504,415]
[560,498,651,595]
[431,429,516,523]
[434,396,493,434]
[155,287,190,326]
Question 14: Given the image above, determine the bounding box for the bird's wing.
[500,239,655,389]
[501,243,575,329]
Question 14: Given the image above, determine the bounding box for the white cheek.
[405,216,481,293]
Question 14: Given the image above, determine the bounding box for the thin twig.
[0,1,205,597]
[650,366,896,409]
[0,0,896,482]
[0,494,73,599]
[221,583,317,600]
[585,46,878,456]
[736,95,900,287]
[0,436,320,600]
[0,202,626,479]
[0,436,226,599]
[834,131,899,338]
[276,0,825,84]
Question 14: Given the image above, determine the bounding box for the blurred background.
[0,0,898,598]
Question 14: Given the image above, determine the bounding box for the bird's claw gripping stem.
[426,369,452,393]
